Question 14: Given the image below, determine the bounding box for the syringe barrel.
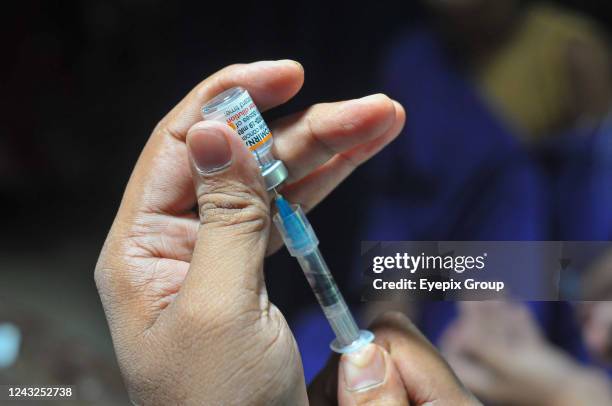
[273,201,374,351]
[297,249,361,347]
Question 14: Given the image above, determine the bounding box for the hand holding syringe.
[95,60,476,405]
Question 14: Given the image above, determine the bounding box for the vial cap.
[262,160,288,190]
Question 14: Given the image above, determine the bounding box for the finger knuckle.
[198,180,269,234]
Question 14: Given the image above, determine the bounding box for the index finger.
[162,60,305,140]
[119,60,304,219]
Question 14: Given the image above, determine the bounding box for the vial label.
[223,91,272,151]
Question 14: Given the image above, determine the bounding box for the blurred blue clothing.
[540,123,612,240]
[294,27,612,383]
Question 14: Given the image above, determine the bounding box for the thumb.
[338,343,408,406]
[180,120,271,312]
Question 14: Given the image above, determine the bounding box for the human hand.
[309,312,480,406]
[94,60,405,405]
[442,302,612,406]
[579,301,612,364]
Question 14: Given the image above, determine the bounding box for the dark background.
[3,0,609,312]
[1,0,429,320]
[1,1,610,401]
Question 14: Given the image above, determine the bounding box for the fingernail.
[252,60,290,69]
[187,125,233,174]
[356,93,386,103]
[279,59,303,71]
[344,94,388,112]
[341,344,386,392]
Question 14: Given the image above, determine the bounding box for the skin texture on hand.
[94,60,405,405]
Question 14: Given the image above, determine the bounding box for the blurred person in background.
[369,0,612,241]
[441,302,612,405]
[304,0,612,396]
[293,0,612,382]
[430,0,612,140]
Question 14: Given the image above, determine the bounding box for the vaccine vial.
[201,86,288,190]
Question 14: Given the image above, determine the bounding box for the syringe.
[272,191,374,353]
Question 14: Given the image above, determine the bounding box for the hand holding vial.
[94,60,477,405]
